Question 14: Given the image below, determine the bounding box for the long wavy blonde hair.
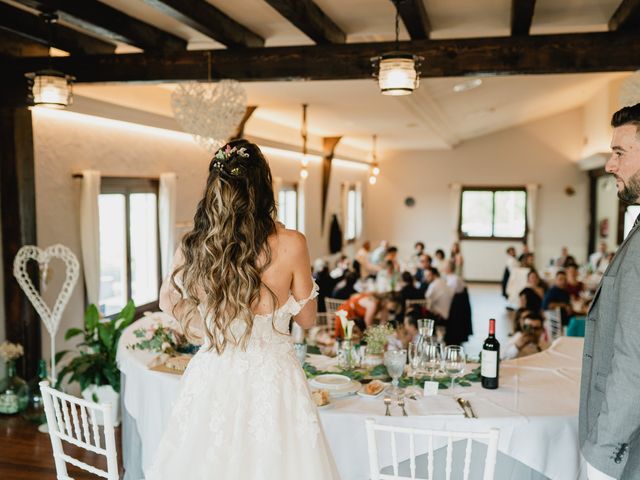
[171,139,277,353]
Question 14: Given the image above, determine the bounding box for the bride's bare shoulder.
[270,224,307,257]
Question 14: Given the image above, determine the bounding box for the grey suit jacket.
[580,223,640,479]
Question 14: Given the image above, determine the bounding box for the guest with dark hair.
[411,241,426,264]
[332,270,358,300]
[503,310,549,359]
[519,287,543,312]
[399,271,422,304]
[502,246,519,299]
[424,267,453,322]
[565,263,584,300]
[415,254,432,293]
[542,271,571,312]
[434,249,447,272]
[313,259,336,312]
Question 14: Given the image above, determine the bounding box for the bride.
[146,140,341,479]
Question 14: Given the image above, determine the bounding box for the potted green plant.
[56,300,135,425]
[363,324,394,367]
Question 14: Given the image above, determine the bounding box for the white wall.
[31,106,368,361]
[365,108,589,281]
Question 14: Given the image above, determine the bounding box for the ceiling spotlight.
[453,78,483,93]
[300,168,309,179]
[369,175,377,185]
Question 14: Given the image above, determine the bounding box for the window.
[99,178,160,316]
[345,184,362,241]
[459,187,527,240]
[277,183,298,230]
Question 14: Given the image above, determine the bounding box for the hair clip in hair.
[212,145,250,177]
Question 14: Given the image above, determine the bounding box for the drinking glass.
[384,349,407,397]
[421,342,441,381]
[444,345,466,394]
[293,343,307,366]
[408,343,421,378]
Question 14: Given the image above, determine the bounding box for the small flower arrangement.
[363,324,394,355]
[0,341,24,362]
[129,320,198,356]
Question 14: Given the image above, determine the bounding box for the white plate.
[327,380,361,398]
[310,374,352,390]
[357,384,388,399]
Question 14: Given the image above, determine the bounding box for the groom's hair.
[612,103,640,137]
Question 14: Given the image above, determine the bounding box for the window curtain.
[526,184,539,248]
[341,181,351,240]
[80,170,101,306]
[450,183,462,241]
[297,176,306,234]
[159,172,177,278]
[355,181,363,240]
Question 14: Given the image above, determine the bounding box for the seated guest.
[334,293,392,338]
[370,240,388,267]
[376,260,400,292]
[502,311,550,359]
[517,243,531,264]
[597,251,614,274]
[330,254,350,279]
[434,249,448,273]
[520,252,535,269]
[542,271,573,322]
[565,263,584,300]
[399,271,422,302]
[313,259,336,312]
[332,270,358,300]
[589,241,607,272]
[424,267,454,322]
[415,253,432,289]
[442,261,465,294]
[403,308,420,345]
[555,246,571,268]
[355,240,379,279]
[519,287,543,313]
[411,241,426,264]
[384,246,400,271]
[526,270,547,300]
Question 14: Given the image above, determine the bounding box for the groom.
[580,103,640,480]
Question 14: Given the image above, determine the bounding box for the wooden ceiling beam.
[143,0,264,48]
[12,0,186,52]
[264,0,345,44]
[0,29,50,57]
[6,31,640,83]
[511,0,537,36]
[609,0,640,31]
[395,0,432,40]
[0,2,115,55]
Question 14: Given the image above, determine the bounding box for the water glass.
[293,343,307,366]
[408,343,421,377]
[444,345,466,393]
[384,349,407,397]
[421,342,441,380]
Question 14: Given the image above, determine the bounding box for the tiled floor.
[462,283,512,357]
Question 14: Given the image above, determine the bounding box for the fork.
[384,396,392,416]
[397,397,408,416]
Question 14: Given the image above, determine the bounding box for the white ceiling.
[67,1,628,157]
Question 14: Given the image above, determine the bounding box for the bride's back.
[161,140,316,352]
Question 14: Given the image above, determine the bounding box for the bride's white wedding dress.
[146,283,341,480]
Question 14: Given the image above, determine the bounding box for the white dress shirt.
[425,277,454,319]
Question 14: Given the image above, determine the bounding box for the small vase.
[22,359,48,424]
[0,360,30,415]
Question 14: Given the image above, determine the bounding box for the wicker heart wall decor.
[13,244,79,381]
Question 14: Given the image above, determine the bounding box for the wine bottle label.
[481,350,498,377]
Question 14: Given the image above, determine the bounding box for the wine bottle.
[481,318,500,389]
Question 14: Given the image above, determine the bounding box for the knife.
[456,397,477,418]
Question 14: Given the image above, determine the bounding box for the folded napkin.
[407,395,465,417]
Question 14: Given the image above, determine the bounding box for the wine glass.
[384,349,407,397]
[444,345,466,394]
[421,342,441,381]
[408,343,421,378]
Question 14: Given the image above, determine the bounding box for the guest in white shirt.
[434,249,447,273]
[355,241,379,279]
[502,311,550,360]
[424,267,454,320]
[588,241,607,272]
[370,240,388,266]
[502,246,519,298]
[376,260,399,293]
[442,261,465,294]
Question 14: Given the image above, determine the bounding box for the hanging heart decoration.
[13,244,79,380]
[171,80,247,154]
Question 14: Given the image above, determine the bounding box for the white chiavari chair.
[315,311,332,327]
[40,381,119,480]
[325,297,344,316]
[366,418,499,480]
[544,307,563,341]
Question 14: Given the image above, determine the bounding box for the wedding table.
[117,313,585,480]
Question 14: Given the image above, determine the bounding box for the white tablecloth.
[117,315,586,480]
